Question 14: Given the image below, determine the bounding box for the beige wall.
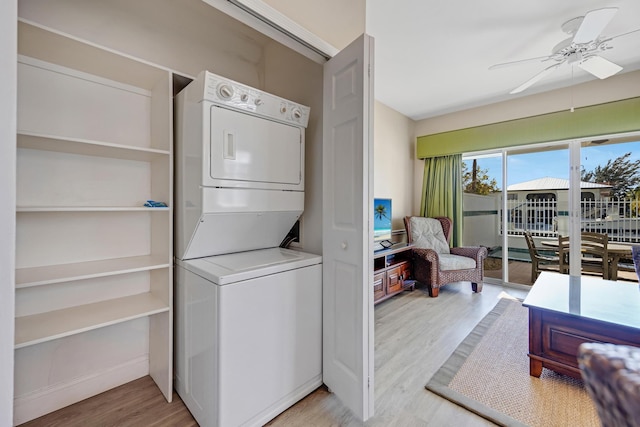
[1,0,16,422]
[374,101,416,231]
[261,0,365,50]
[18,0,271,84]
[263,42,324,254]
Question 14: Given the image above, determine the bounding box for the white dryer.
[174,71,322,427]
[175,70,310,260]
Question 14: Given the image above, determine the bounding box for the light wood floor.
[19,375,198,427]
[20,281,528,427]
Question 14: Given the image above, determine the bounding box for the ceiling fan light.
[578,55,623,79]
[567,52,583,64]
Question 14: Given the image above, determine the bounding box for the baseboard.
[13,356,149,425]
[245,374,323,427]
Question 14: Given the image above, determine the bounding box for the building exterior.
[506,177,613,236]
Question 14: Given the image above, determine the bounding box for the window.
[526,193,557,201]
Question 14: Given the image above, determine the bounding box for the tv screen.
[373,198,392,243]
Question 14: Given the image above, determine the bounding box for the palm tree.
[375,204,389,220]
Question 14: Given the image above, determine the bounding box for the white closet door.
[322,33,374,421]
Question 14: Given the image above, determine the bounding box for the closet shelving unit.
[14,20,173,423]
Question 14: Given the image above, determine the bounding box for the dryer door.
[206,105,304,191]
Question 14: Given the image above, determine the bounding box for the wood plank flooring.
[20,282,529,427]
[19,376,198,427]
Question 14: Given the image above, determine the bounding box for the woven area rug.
[426,296,600,427]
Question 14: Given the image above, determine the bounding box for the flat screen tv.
[373,198,392,246]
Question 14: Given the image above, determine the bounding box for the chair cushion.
[439,254,476,271]
[410,217,450,254]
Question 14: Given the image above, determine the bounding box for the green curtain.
[420,154,463,246]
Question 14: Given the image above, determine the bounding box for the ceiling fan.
[490,7,640,94]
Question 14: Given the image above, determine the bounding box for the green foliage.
[631,188,640,218]
[374,204,389,220]
[581,152,640,198]
[462,160,499,195]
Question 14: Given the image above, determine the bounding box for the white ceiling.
[367,0,640,120]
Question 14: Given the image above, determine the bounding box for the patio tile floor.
[484,258,638,286]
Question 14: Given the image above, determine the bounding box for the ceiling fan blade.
[578,55,623,79]
[573,7,618,44]
[510,63,562,94]
[608,27,640,41]
[489,55,553,70]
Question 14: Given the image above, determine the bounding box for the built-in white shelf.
[14,20,174,421]
[16,206,170,212]
[15,292,169,349]
[16,255,170,288]
[17,131,170,161]
[18,20,170,92]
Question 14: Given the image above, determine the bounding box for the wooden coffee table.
[523,271,640,379]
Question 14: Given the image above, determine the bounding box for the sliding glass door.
[578,137,640,281]
[461,153,504,282]
[504,144,569,285]
[463,132,640,286]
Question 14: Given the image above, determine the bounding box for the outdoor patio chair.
[581,232,609,280]
[558,235,570,275]
[524,231,560,283]
[404,216,487,297]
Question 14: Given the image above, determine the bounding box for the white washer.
[174,248,322,427]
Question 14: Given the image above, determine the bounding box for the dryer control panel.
[189,70,310,128]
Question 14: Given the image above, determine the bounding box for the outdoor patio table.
[541,240,632,280]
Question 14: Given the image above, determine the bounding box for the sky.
[469,140,640,188]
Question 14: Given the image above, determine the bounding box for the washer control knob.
[218,84,234,99]
[292,108,303,119]
[240,94,249,102]
[255,98,263,106]
[280,105,287,114]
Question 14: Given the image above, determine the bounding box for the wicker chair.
[578,343,640,427]
[404,216,487,297]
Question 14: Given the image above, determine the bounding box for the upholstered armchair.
[404,216,487,297]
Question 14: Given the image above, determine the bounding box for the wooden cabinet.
[524,272,640,380]
[527,306,640,379]
[14,21,173,424]
[373,244,415,304]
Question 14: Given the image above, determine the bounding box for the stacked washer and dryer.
[174,71,322,427]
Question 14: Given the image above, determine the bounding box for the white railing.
[504,198,558,237]
[502,198,640,243]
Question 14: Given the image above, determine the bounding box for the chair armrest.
[412,247,440,264]
[451,246,488,263]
